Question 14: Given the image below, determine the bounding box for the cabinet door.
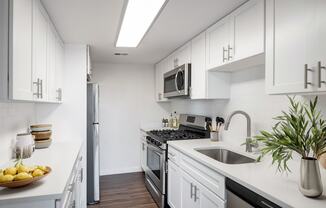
[33,0,48,101]
[174,42,191,68]
[266,0,316,94]
[10,0,33,101]
[313,0,326,92]
[180,170,197,208]
[55,37,64,102]
[191,32,207,99]
[232,0,264,61]
[47,27,56,102]
[196,182,226,208]
[140,137,147,171]
[168,161,181,208]
[206,17,232,70]
[155,61,164,101]
[155,59,169,102]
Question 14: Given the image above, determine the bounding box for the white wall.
[0,103,35,163]
[171,65,326,147]
[92,63,170,175]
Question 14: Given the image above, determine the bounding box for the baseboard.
[100,166,143,176]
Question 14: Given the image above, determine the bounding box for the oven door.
[163,64,190,98]
[145,143,166,194]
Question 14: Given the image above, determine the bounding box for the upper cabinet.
[0,0,65,103]
[9,0,34,101]
[206,0,265,71]
[172,42,192,68]
[266,0,326,94]
[155,58,169,102]
[206,16,233,70]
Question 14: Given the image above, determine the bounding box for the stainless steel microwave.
[163,64,191,98]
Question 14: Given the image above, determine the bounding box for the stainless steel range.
[144,114,211,208]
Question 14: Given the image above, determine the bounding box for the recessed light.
[116,0,167,48]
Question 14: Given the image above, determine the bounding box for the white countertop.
[168,139,326,208]
[0,140,83,205]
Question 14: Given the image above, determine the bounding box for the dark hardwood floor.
[88,172,158,208]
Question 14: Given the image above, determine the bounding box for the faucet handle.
[245,138,258,153]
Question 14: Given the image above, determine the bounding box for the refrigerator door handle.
[93,124,100,201]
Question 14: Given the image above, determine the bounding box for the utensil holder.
[210,131,219,142]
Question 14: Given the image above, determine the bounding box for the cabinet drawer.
[180,153,225,200]
[168,146,180,165]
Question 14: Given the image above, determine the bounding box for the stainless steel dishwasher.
[226,178,282,208]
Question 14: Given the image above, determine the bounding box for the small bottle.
[169,113,173,128]
[172,111,178,128]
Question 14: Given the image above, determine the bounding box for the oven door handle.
[174,69,182,94]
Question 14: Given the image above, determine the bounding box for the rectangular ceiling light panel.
[116,0,166,47]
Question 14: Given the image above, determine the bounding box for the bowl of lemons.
[0,161,51,188]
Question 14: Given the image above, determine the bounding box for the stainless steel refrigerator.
[87,83,100,204]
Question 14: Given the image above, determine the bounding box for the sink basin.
[196,148,256,164]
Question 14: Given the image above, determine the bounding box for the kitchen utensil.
[35,139,52,149]
[0,167,51,188]
[31,131,52,140]
[30,124,52,132]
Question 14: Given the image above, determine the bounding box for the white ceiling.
[41,0,246,64]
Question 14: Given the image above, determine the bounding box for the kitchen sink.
[196,148,256,164]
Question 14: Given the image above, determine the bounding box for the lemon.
[14,172,32,181]
[0,174,14,183]
[32,169,44,177]
[17,165,31,174]
[37,166,48,173]
[4,167,17,176]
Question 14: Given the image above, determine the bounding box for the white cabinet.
[0,0,64,103]
[140,132,147,171]
[155,58,169,102]
[172,42,192,68]
[48,28,64,102]
[206,0,264,72]
[168,147,226,208]
[191,32,231,99]
[9,0,34,101]
[180,170,225,208]
[32,0,48,101]
[168,160,181,208]
[232,0,264,62]
[266,0,326,94]
[206,17,233,70]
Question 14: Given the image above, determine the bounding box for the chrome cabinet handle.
[158,93,162,100]
[190,183,194,199]
[33,78,40,98]
[227,44,233,60]
[194,185,199,202]
[304,64,313,89]
[56,88,62,101]
[80,168,83,183]
[318,61,326,88]
[222,47,228,62]
[39,79,43,99]
[142,143,145,151]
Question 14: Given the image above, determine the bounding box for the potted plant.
[255,96,326,198]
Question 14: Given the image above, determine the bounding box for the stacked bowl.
[30,124,52,149]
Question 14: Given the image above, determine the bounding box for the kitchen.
[0,0,326,208]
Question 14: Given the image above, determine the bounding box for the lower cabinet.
[140,132,147,171]
[180,169,225,208]
[168,160,181,208]
[168,147,226,208]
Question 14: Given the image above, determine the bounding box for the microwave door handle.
[174,69,182,94]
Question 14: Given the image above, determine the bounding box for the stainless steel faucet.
[224,110,257,152]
